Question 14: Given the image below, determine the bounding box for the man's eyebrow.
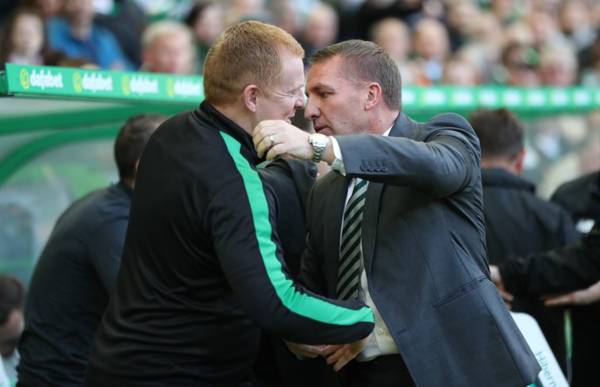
[308,83,334,93]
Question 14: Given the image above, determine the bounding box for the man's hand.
[284,341,340,359]
[489,265,501,284]
[253,120,312,160]
[543,280,600,306]
[325,336,369,372]
[490,265,514,308]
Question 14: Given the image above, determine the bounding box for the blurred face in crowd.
[303,5,338,49]
[254,49,305,125]
[305,55,370,136]
[192,4,223,45]
[447,0,480,38]
[528,10,559,46]
[540,58,576,86]
[11,12,44,57]
[504,46,540,86]
[413,19,449,61]
[559,0,589,34]
[144,31,195,75]
[0,309,23,358]
[442,59,480,86]
[34,0,63,17]
[64,0,95,28]
[371,18,409,63]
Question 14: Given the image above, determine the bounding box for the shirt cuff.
[329,136,346,175]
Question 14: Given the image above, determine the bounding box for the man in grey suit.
[253,40,540,386]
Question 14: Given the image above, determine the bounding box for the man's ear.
[364,82,382,111]
[513,148,526,175]
[243,84,259,112]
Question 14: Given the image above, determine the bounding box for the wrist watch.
[308,133,329,163]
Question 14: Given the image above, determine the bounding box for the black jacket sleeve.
[500,224,600,295]
[209,134,374,345]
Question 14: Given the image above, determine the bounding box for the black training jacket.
[85,102,374,387]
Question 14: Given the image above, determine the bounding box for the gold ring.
[269,135,275,147]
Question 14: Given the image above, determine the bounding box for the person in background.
[20,0,63,18]
[184,0,223,73]
[369,17,417,85]
[0,276,25,387]
[140,20,196,75]
[16,114,166,387]
[95,0,147,68]
[549,167,600,387]
[0,7,49,67]
[491,221,600,386]
[470,108,579,373]
[441,58,481,85]
[47,0,132,70]
[299,2,338,62]
[410,18,450,84]
[538,42,578,86]
[500,42,540,86]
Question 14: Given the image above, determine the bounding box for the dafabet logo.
[19,68,30,90]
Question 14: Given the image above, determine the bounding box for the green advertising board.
[3,64,600,113]
[3,64,204,102]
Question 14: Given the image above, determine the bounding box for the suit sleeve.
[209,132,374,345]
[500,224,600,295]
[335,113,480,198]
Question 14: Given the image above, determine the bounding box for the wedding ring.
[269,135,275,147]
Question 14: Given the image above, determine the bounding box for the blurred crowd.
[1,0,600,86]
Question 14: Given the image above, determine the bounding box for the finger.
[498,288,514,302]
[326,346,349,365]
[544,293,574,307]
[256,136,273,158]
[266,143,287,161]
[300,350,319,358]
[333,355,352,372]
[318,344,342,357]
[252,126,266,149]
[253,124,275,149]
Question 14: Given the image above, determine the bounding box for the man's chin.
[316,127,333,136]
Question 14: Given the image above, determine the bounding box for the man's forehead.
[308,57,348,81]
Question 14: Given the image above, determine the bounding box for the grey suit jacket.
[301,112,540,386]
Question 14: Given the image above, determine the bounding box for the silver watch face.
[310,133,328,148]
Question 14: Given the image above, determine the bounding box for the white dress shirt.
[330,128,399,361]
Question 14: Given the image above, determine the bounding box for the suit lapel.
[361,113,416,274]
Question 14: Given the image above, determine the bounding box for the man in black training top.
[84,21,374,387]
[17,114,165,387]
[470,108,578,372]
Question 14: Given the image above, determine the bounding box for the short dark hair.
[114,114,166,180]
[0,276,24,325]
[469,108,524,160]
[310,39,402,110]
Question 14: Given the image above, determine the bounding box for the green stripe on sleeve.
[220,132,374,326]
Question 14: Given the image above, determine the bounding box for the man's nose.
[304,98,319,119]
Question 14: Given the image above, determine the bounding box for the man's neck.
[368,109,400,135]
[481,159,521,175]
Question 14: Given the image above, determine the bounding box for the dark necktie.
[337,178,368,300]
